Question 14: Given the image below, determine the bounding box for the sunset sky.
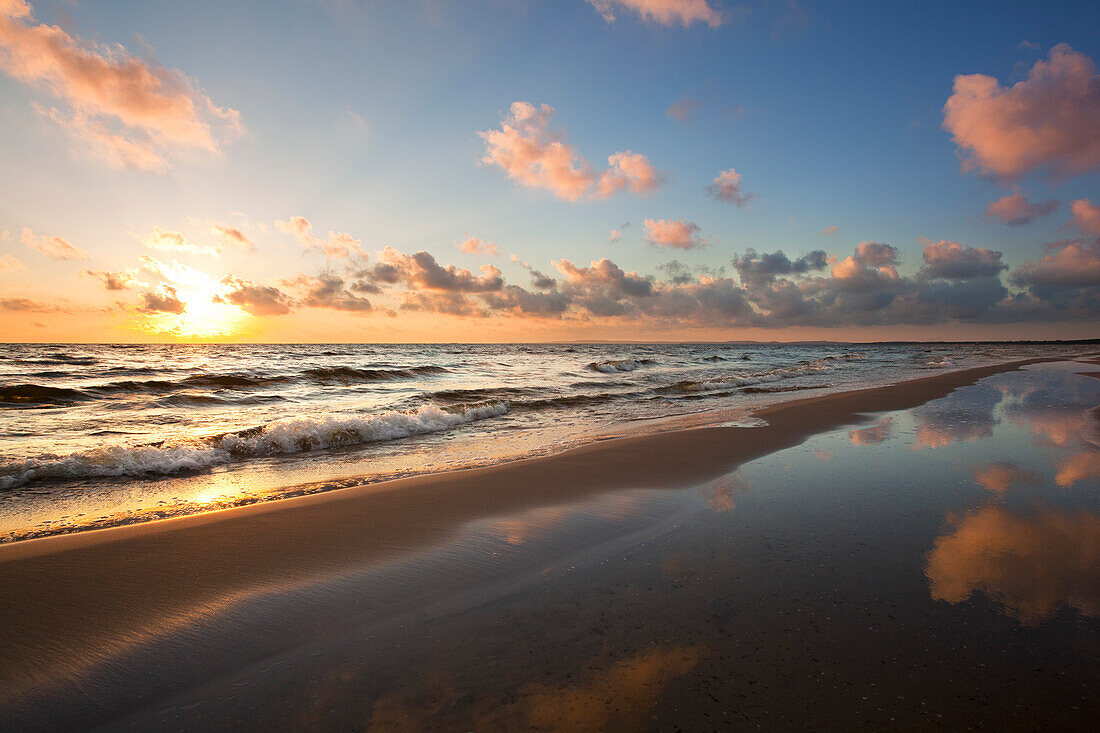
[1,0,1098,342]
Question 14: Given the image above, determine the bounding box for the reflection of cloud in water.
[1055,450,1100,488]
[973,461,1040,494]
[1004,371,1100,448]
[813,449,833,461]
[367,645,701,731]
[849,417,893,446]
[911,385,1001,450]
[701,473,749,513]
[926,506,1100,624]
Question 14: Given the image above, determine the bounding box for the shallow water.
[0,341,1086,540]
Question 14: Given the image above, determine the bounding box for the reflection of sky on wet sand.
[905,363,1100,622]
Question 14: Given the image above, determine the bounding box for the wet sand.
[2,356,1098,730]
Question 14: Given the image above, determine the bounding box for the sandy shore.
[0,355,1087,727]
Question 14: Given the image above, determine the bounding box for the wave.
[0,384,91,405]
[302,365,449,383]
[0,402,507,490]
[739,383,829,394]
[83,374,291,396]
[658,360,834,394]
[587,358,655,373]
[427,386,540,403]
[11,355,98,366]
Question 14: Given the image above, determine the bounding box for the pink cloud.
[1012,240,1100,288]
[276,216,365,259]
[1070,198,1100,237]
[985,189,1059,226]
[0,253,24,270]
[479,102,662,201]
[943,44,1100,181]
[457,237,500,256]
[21,226,86,260]
[596,151,662,197]
[643,218,705,250]
[211,224,254,251]
[821,225,839,237]
[830,242,899,285]
[609,228,623,242]
[707,168,756,206]
[921,239,1006,279]
[588,0,725,28]
[0,1,243,171]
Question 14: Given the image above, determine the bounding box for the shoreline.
[2,351,1087,545]
[0,355,1080,702]
[0,355,1071,562]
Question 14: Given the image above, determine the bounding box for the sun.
[134,259,252,339]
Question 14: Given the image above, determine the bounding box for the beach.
[2,354,1098,729]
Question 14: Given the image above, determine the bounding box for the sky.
[0,0,1098,343]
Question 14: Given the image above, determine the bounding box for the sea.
[0,341,1089,542]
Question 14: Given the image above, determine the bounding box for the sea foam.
[0,402,507,489]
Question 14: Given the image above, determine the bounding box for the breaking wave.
[0,402,507,489]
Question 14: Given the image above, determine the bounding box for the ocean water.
[0,341,1087,541]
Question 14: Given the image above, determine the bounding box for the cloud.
[707,168,756,206]
[364,247,504,293]
[0,296,70,312]
[217,276,293,316]
[921,239,1007,279]
[276,216,365,259]
[0,0,243,171]
[926,506,1100,624]
[733,248,827,284]
[211,224,254,251]
[596,151,662,197]
[821,225,839,237]
[138,285,186,314]
[1011,239,1100,289]
[943,44,1100,181]
[457,236,500,256]
[985,189,1059,226]
[1070,198,1100,237]
[21,226,86,260]
[81,268,143,290]
[283,273,375,312]
[829,241,899,290]
[140,226,219,256]
[666,92,701,123]
[609,228,623,243]
[588,0,725,27]
[479,102,662,201]
[0,253,24,270]
[643,218,705,250]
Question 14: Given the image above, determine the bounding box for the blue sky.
[0,0,1098,341]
